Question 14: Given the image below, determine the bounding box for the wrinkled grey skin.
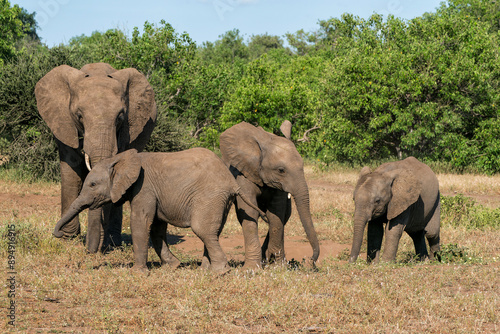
[219,121,320,270]
[349,157,441,263]
[35,63,156,253]
[53,148,267,273]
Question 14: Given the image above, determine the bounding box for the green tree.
[199,29,249,64]
[439,0,500,33]
[248,33,287,59]
[304,11,500,170]
[218,51,326,151]
[0,0,26,65]
[285,29,318,55]
[17,7,39,42]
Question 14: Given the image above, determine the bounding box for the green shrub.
[0,219,65,256]
[436,243,481,264]
[441,194,500,230]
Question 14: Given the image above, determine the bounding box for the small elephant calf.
[53,148,266,273]
[349,157,441,263]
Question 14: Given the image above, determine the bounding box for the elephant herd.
[36,63,441,273]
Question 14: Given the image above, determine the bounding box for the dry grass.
[1,166,499,333]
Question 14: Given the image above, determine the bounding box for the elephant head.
[35,63,157,168]
[349,165,421,263]
[53,149,142,238]
[219,121,320,263]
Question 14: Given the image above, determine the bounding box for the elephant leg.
[58,146,86,238]
[407,230,429,260]
[425,200,441,261]
[190,200,230,274]
[263,194,288,264]
[236,197,262,270]
[86,208,105,253]
[261,233,269,263]
[150,221,180,269]
[130,205,155,271]
[200,204,230,270]
[367,220,384,263]
[381,214,407,262]
[200,246,210,270]
[191,215,229,274]
[103,203,123,248]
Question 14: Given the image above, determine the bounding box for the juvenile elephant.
[219,121,320,269]
[52,148,267,273]
[349,157,441,263]
[35,63,156,253]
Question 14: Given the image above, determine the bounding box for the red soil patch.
[169,233,350,265]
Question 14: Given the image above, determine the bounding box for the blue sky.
[13,0,444,46]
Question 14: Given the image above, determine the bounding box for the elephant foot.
[163,257,181,269]
[104,234,123,250]
[242,260,262,271]
[61,231,81,240]
[267,254,287,266]
[131,264,150,275]
[302,257,317,270]
[200,257,210,270]
[210,263,230,275]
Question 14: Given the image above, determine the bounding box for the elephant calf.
[349,157,441,263]
[52,148,266,273]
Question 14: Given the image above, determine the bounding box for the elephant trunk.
[53,196,90,238]
[349,212,369,263]
[83,129,118,169]
[86,207,106,253]
[83,131,117,252]
[291,184,320,262]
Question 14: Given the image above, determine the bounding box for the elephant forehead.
[356,173,389,193]
[268,140,301,157]
[76,77,125,98]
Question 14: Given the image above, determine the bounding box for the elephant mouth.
[372,211,385,219]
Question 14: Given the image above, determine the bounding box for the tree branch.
[297,126,320,142]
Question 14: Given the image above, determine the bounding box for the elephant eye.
[278,167,286,174]
[90,182,96,188]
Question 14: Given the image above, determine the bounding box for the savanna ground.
[1,165,499,333]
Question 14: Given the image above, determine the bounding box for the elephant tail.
[235,188,269,223]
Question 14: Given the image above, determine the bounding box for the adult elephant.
[35,63,157,253]
[219,121,319,270]
[349,157,441,263]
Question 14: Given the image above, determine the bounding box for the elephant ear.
[35,65,86,149]
[387,169,421,221]
[280,120,292,140]
[109,149,142,203]
[110,68,157,145]
[354,166,372,199]
[220,122,265,187]
[80,63,117,76]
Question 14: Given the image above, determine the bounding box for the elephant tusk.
[288,193,291,199]
[85,153,92,171]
